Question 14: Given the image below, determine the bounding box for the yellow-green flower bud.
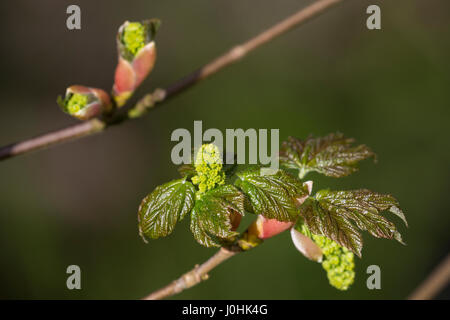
[65,93,88,114]
[312,234,355,290]
[113,19,159,107]
[192,144,225,194]
[123,22,146,56]
[57,85,112,120]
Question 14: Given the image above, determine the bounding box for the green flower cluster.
[123,22,146,56]
[192,144,225,194]
[312,234,355,290]
[64,93,88,114]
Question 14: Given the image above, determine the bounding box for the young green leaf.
[234,167,308,222]
[299,197,364,257]
[316,189,407,242]
[299,189,407,257]
[190,185,244,247]
[279,133,374,178]
[138,178,196,242]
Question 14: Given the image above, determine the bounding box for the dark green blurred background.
[0,0,449,299]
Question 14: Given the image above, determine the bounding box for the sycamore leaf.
[279,133,375,178]
[316,189,407,241]
[299,197,364,257]
[234,167,308,222]
[190,185,244,247]
[138,178,195,241]
[299,189,407,257]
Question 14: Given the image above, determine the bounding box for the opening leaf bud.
[57,85,112,120]
[290,227,323,262]
[113,19,160,107]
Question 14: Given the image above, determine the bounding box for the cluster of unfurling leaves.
[138,133,407,290]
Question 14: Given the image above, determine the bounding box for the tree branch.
[145,249,450,300]
[0,0,345,161]
[142,247,238,300]
[408,253,450,300]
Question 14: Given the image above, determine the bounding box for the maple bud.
[252,215,293,239]
[290,227,323,262]
[113,19,159,107]
[57,85,112,120]
[237,218,263,250]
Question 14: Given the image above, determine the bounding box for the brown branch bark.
[142,247,237,300]
[0,0,345,161]
[408,253,450,300]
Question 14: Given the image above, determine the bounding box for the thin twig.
[0,0,345,161]
[143,247,237,300]
[145,251,450,300]
[408,253,450,300]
